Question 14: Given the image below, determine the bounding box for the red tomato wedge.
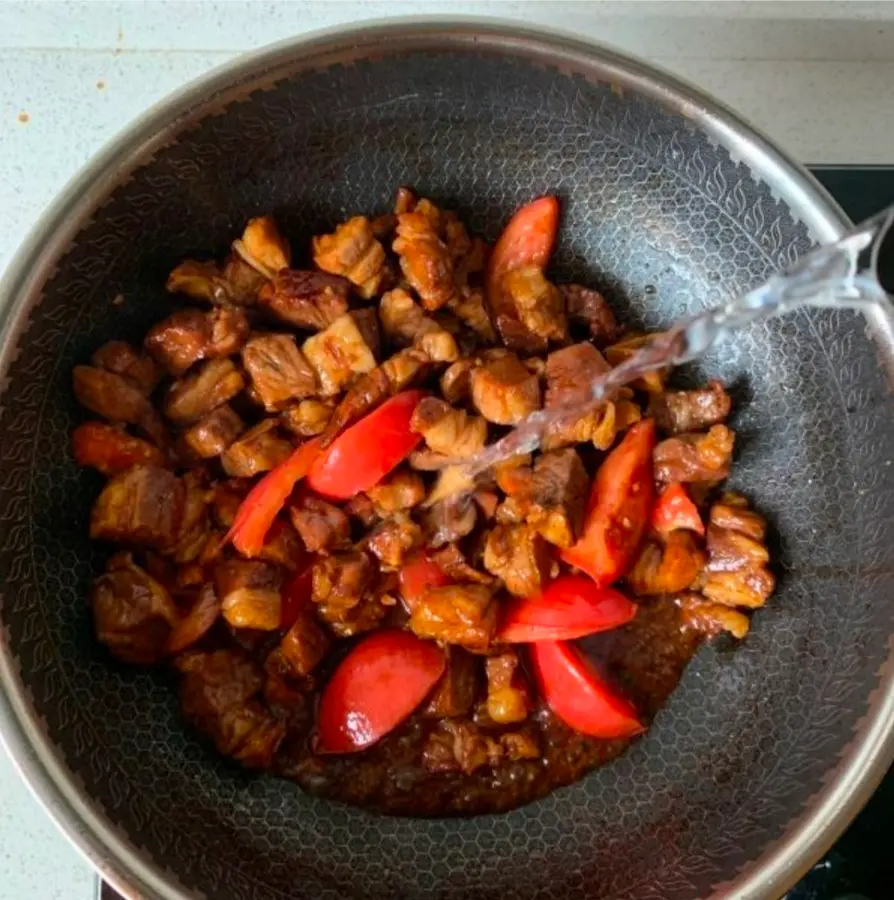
[316,629,446,753]
[651,482,704,536]
[306,391,426,500]
[560,419,656,586]
[279,565,314,631]
[398,554,452,612]
[531,640,643,739]
[71,421,166,476]
[226,438,322,558]
[487,195,560,296]
[497,575,637,643]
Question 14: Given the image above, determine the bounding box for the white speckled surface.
[1,2,892,897]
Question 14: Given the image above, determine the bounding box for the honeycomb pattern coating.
[2,44,894,900]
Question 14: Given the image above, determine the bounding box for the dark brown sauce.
[271,599,701,816]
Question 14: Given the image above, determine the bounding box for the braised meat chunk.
[258,269,350,330]
[410,397,487,458]
[393,211,456,311]
[221,420,293,478]
[423,647,478,718]
[91,552,180,664]
[526,449,588,548]
[72,421,167,476]
[182,405,244,459]
[280,399,334,438]
[242,334,318,411]
[559,284,619,346]
[501,266,567,344]
[675,592,751,639]
[232,215,291,278]
[166,259,236,305]
[430,543,494,585]
[146,307,250,376]
[215,559,282,630]
[289,493,350,553]
[448,287,496,343]
[280,614,331,677]
[654,425,735,484]
[628,531,706,596]
[164,358,245,423]
[367,468,425,515]
[311,551,383,636]
[367,514,423,569]
[379,288,458,362]
[471,352,541,425]
[545,342,609,409]
[483,524,551,597]
[408,583,496,652]
[302,312,379,397]
[91,340,161,395]
[650,379,732,435]
[313,216,385,299]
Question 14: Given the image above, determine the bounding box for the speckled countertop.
[1,2,892,897]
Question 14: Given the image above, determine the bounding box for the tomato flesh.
[560,419,656,585]
[487,195,560,294]
[279,565,314,631]
[651,482,704,536]
[317,629,445,753]
[71,421,166,476]
[306,391,426,500]
[531,640,643,739]
[498,575,637,643]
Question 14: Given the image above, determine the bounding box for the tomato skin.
[651,482,704,536]
[487,196,560,294]
[497,575,637,643]
[306,391,426,500]
[72,421,166,476]
[316,629,446,753]
[226,438,322,557]
[398,554,452,612]
[279,565,314,631]
[531,640,643,739]
[560,419,656,586]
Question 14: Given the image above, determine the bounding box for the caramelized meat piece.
[448,287,496,342]
[500,731,540,762]
[221,420,293,478]
[215,559,282,630]
[301,311,378,397]
[176,648,285,768]
[289,493,350,553]
[145,307,250,376]
[483,524,550,596]
[628,531,706,596]
[280,399,334,437]
[222,253,268,303]
[423,647,478,718]
[410,396,487,458]
[258,269,351,330]
[545,342,610,409]
[650,380,731,435]
[431,543,494,585]
[166,259,236,305]
[164,358,245,423]
[604,332,668,395]
[485,650,531,724]
[367,468,425,515]
[408,583,496,651]
[73,365,166,446]
[701,568,776,609]
[470,352,541,425]
[423,720,504,774]
[182,405,243,459]
[440,358,476,405]
[379,288,458,362]
[710,494,767,541]
[91,552,180,664]
[502,266,567,344]
[91,340,161,395]
[675,592,750,639]
[367,514,423,568]
[393,211,456,311]
[311,551,383,636]
[167,470,212,562]
[71,421,167,476]
[313,216,385,299]
[166,584,220,655]
[559,283,619,346]
[525,449,588,548]
[212,479,249,529]
[494,453,534,498]
[706,523,769,573]
[90,466,184,548]
[280,614,330,677]
[242,334,317,412]
[232,215,291,278]
[423,496,478,547]
[257,519,305,570]
[654,425,735,484]
[344,494,379,528]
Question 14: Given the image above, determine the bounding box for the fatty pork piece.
[366,468,426,515]
[366,513,423,569]
[675,591,751,640]
[470,351,541,425]
[222,253,269,303]
[379,288,459,362]
[215,559,282,631]
[312,216,386,299]
[440,358,476,405]
[301,311,379,397]
[423,495,478,547]
[410,397,487,458]
[485,649,531,724]
[175,648,285,769]
[501,266,567,345]
[525,449,589,548]
[448,287,497,343]
[311,551,384,637]
[649,379,732,435]
[72,421,168,476]
[241,333,318,412]
[91,340,162,395]
[280,399,334,438]
[430,543,494,585]
[166,259,239,306]
[90,466,185,549]
[483,524,551,596]
[422,720,539,775]
[288,493,350,553]
[91,552,180,664]
[628,531,706,596]
[545,342,609,409]
[654,424,735,484]
[558,284,619,346]
[279,612,331,677]
[393,211,456,311]
[73,365,167,447]
[168,470,213,563]
[182,404,244,459]
[145,306,250,376]
[258,269,351,330]
[231,215,291,279]
[423,647,478,718]
[163,358,245,423]
[408,583,496,652]
[221,420,293,478]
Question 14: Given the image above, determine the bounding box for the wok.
[1,20,893,900]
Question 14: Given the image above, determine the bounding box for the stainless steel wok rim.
[0,17,883,900]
